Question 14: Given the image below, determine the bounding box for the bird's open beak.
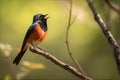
[44,14,49,19]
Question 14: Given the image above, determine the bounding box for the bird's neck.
[37,21,47,32]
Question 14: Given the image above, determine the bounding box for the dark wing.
[21,22,37,50]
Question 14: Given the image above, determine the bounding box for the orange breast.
[27,24,47,43]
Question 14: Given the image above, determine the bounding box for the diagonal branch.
[66,0,85,74]
[29,47,92,80]
[87,0,120,74]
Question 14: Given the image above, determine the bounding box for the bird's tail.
[13,50,26,65]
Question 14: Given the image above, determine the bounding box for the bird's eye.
[40,16,43,19]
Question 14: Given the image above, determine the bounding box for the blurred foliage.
[22,61,45,70]
[0,0,120,80]
[0,43,12,56]
[4,75,12,80]
[0,42,45,80]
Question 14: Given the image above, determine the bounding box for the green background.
[0,0,120,80]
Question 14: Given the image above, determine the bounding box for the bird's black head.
[32,14,49,24]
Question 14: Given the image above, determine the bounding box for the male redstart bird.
[13,13,49,65]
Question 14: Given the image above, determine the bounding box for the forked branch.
[87,0,120,74]
[66,0,85,74]
[105,0,120,14]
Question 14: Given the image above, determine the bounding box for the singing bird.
[13,14,49,65]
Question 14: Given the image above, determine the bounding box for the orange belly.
[27,24,47,44]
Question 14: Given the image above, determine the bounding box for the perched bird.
[13,14,49,65]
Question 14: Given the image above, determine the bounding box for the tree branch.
[66,0,85,74]
[105,0,120,14]
[29,47,92,80]
[87,0,120,74]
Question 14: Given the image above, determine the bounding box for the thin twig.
[87,0,120,74]
[70,14,78,26]
[66,0,85,74]
[105,0,120,14]
[29,47,92,80]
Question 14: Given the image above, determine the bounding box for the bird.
[13,13,49,65]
